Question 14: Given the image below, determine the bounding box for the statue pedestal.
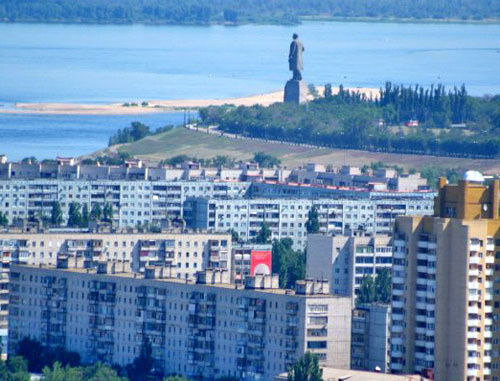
[284,80,308,104]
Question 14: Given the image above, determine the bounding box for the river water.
[0,21,499,159]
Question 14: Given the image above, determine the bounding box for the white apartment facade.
[0,232,231,281]
[8,266,352,381]
[184,197,433,250]
[0,179,251,227]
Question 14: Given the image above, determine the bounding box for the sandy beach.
[0,86,379,115]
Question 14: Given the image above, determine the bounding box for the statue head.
[292,33,298,40]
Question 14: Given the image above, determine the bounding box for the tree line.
[159,152,280,168]
[200,83,500,159]
[9,337,237,381]
[108,123,173,146]
[1,0,498,25]
[4,337,322,380]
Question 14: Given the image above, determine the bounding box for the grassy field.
[107,127,500,173]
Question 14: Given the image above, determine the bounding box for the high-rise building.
[390,176,500,381]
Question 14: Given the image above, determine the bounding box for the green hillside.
[112,127,500,174]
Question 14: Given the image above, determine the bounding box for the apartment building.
[184,197,433,250]
[0,232,231,281]
[0,179,250,227]
[351,303,391,373]
[306,233,392,301]
[288,163,428,191]
[0,231,231,361]
[8,265,352,380]
[250,182,435,200]
[390,176,500,381]
[0,160,427,192]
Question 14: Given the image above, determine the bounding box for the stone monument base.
[284,79,308,104]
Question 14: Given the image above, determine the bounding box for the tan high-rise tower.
[390,176,500,381]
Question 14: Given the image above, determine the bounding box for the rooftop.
[13,264,343,299]
[276,368,428,381]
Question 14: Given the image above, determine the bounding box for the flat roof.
[12,265,348,299]
[277,368,427,381]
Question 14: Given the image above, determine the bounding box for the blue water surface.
[0,21,499,160]
[0,113,186,160]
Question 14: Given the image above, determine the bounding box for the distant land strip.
[0,87,378,116]
[0,0,499,25]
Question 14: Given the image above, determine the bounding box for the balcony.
[393,276,405,284]
[416,277,427,286]
[393,264,405,272]
[417,241,428,249]
[391,337,403,345]
[391,325,403,334]
[393,250,405,260]
[469,243,481,252]
[417,252,428,261]
[466,368,480,377]
[468,305,479,314]
[467,342,478,350]
[392,300,404,309]
[394,239,405,247]
[469,256,481,265]
[391,349,403,357]
[393,288,404,296]
[391,362,403,371]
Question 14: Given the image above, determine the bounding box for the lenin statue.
[284,33,307,104]
[288,33,304,81]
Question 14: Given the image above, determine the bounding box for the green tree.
[0,356,30,381]
[42,362,83,381]
[50,201,63,226]
[356,275,375,305]
[228,229,240,244]
[83,363,126,381]
[17,337,45,372]
[164,377,189,381]
[375,268,392,303]
[103,203,114,223]
[81,204,89,227]
[90,203,102,221]
[67,202,82,227]
[308,84,319,99]
[254,223,271,244]
[210,155,235,167]
[324,83,333,98]
[108,122,151,146]
[272,238,305,288]
[0,211,8,227]
[253,152,281,168]
[287,351,323,381]
[305,206,320,234]
[126,338,154,381]
[163,155,192,167]
[21,156,38,164]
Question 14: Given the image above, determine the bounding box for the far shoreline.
[1,16,500,27]
[0,86,379,116]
